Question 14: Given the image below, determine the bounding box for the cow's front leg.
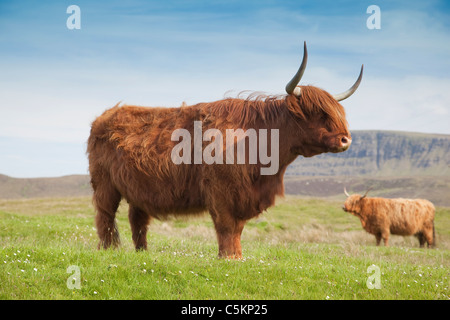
[375,233,382,246]
[217,230,234,258]
[231,219,246,259]
[210,210,246,259]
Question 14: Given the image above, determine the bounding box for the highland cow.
[87,42,363,258]
[343,188,436,248]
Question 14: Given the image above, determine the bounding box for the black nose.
[340,136,351,149]
[341,136,350,144]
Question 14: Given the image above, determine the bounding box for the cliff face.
[286,131,450,177]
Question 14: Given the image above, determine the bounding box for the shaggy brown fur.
[87,86,352,258]
[343,194,436,248]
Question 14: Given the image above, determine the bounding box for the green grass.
[0,196,449,300]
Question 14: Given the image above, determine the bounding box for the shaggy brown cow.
[87,42,363,258]
[342,188,436,248]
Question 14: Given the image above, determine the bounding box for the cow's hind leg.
[92,180,122,249]
[129,205,152,250]
[422,224,435,248]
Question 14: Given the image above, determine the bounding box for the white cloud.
[343,75,450,134]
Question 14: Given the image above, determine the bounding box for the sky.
[0,0,449,178]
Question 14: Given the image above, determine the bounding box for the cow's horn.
[344,187,350,197]
[285,41,308,96]
[332,64,364,101]
[361,187,372,199]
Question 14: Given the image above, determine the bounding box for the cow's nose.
[340,136,352,149]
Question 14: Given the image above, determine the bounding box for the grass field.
[0,196,449,300]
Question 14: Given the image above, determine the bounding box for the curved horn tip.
[360,187,372,199]
[285,41,308,95]
[344,187,350,197]
[332,64,364,102]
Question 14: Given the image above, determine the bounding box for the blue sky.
[0,0,449,177]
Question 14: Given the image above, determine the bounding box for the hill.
[283,175,450,206]
[0,174,91,199]
[284,130,450,206]
[0,130,449,205]
[286,130,450,177]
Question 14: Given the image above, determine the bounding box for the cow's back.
[384,198,434,235]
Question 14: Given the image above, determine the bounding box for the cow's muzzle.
[330,135,352,153]
[339,136,352,151]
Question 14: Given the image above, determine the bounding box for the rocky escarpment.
[286,130,450,177]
